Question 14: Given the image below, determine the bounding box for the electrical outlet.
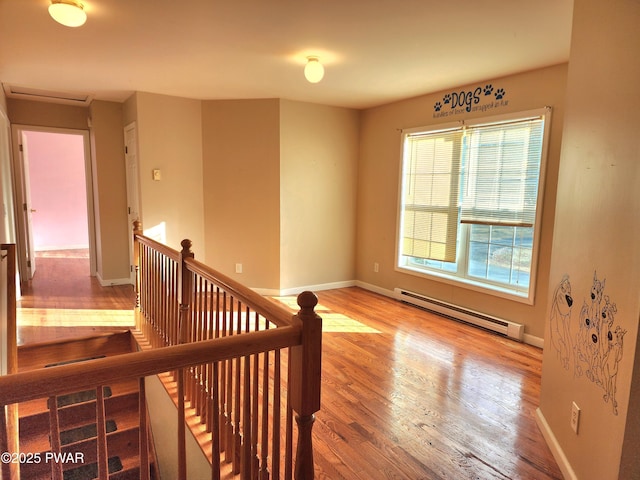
[571,401,580,434]
[374,262,379,273]
[235,263,243,274]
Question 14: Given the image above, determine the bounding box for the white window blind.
[460,117,544,227]
[400,128,462,262]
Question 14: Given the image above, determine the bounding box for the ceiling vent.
[3,84,92,106]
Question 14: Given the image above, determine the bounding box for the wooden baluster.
[133,221,142,312]
[289,291,322,480]
[195,277,206,417]
[177,304,188,480]
[96,386,109,479]
[225,294,235,463]
[241,352,252,480]
[251,313,260,478]
[217,288,228,454]
[48,396,63,480]
[240,306,253,480]
[211,361,221,480]
[259,323,271,480]
[205,283,215,433]
[224,293,234,464]
[139,377,150,480]
[170,259,178,348]
[0,405,11,480]
[272,350,281,480]
[233,299,242,474]
[285,352,293,480]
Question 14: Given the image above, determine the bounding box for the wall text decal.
[433,84,509,118]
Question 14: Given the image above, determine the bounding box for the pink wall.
[23,130,89,250]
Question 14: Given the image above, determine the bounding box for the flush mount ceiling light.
[48,0,87,27]
[304,56,325,83]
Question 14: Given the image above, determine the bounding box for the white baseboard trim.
[253,280,357,297]
[97,274,132,287]
[354,280,395,299]
[535,408,577,480]
[35,245,89,252]
[524,334,544,348]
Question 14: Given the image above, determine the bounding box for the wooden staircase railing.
[1,243,18,480]
[0,228,322,480]
[133,221,322,479]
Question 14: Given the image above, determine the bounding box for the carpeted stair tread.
[16,332,157,480]
[17,378,140,418]
[19,426,146,479]
[20,392,141,454]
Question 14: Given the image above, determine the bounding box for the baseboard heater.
[393,288,524,341]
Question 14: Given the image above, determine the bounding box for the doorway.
[10,125,96,283]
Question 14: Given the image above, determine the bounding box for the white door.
[18,135,37,279]
[124,122,141,284]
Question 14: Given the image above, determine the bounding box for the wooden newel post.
[177,239,193,480]
[290,291,322,480]
[133,221,143,310]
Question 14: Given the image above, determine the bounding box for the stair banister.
[0,327,300,405]
[134,226,323,479]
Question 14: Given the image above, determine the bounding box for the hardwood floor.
[307,288,562,479]
[16,250,136,345]
[16,253,562,479]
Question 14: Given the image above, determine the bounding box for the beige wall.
[357,64,568,342]
[6,98,89,130]
[538,0,640,478]
[132,92,205,255]
[88,101,130,282]
[201,99,281,290]
[279,100,359,292]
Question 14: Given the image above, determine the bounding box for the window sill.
[396,264,534,305]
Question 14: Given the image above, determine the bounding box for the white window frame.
[395,107,552,304]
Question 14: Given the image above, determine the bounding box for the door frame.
[10,124,97,281]
[124,121,141,285]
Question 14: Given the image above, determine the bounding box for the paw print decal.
[483,85,493,96]
[443,94,452,105]
[434,102,442,112]
[495,88,506,100]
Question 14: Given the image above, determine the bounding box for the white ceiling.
[0,0,574,109]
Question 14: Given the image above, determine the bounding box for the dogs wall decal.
[549,271,626,415]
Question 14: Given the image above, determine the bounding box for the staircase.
[16,332,157,480]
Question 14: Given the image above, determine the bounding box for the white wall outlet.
[235,263,243,274]
[374,262,379,273]
[152,169,161,181]
[571,401,580,434]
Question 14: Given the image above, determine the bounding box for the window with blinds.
[397,108,551,300]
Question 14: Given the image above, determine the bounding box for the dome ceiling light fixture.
[304,56,325,83]
[48,0,87,28]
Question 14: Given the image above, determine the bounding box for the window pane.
[489,226,514,246]
[511,247,531,286]
[409,256,457,272]
[487,244,513,283]
[469,224,489,243]
[468,241,489,278]
[514,227,533,248]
